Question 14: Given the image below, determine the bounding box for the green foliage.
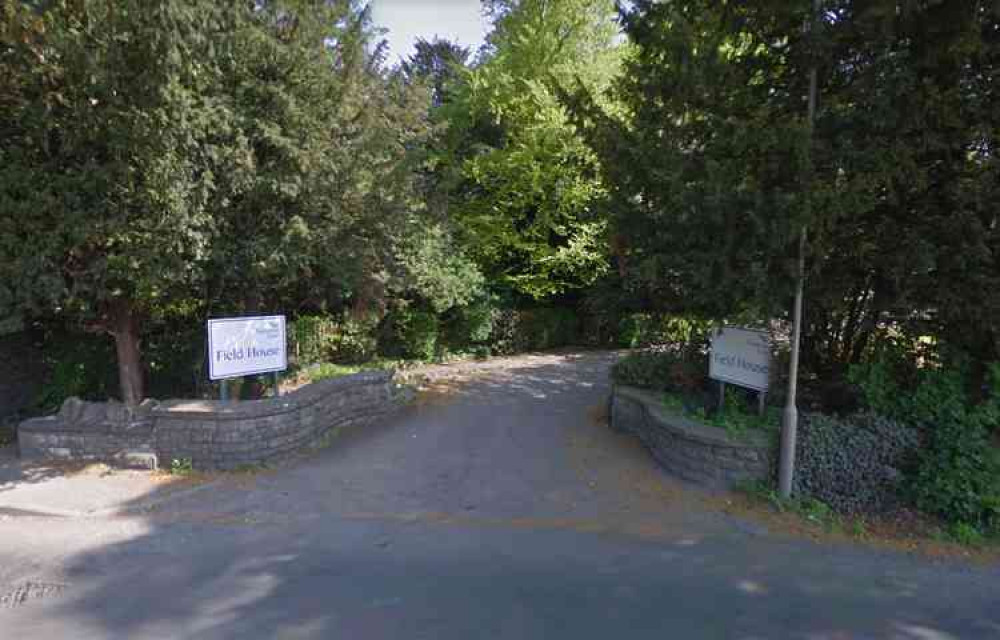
[33,333,116,412]
[437,0,623,300]
[846,360,903,420]
[611,350,678,391]
[1,0,441,401]
[611,346,706,394]
[307,363,365,382]
[568,0,1000,377]
[170,458,194,476]
[851,360,1000,530]
[382,308,440,361]
[659,385,779,440]
[617,315,653,349]
[290,316,337,368]
[616,314,712,349]
[291,315,378,367]
[742,481,848,534]
[442,296,499,351]
[517,308,579,351]
[910,408,1000,533]
[392,224,485,314]
[695,392,780,439]
[794,412,921,516]
[486,306,581,354]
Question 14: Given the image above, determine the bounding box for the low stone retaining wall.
[610,385,774,490]
[18,371,405,470]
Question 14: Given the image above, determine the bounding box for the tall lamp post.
[779,0,820,499]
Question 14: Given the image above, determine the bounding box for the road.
[1,351,998,639]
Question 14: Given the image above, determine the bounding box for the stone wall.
[610,385,774,490]
[18,370,405,470]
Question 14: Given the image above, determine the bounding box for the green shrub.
[911,413,1000,532]
[442,297,498,351]
[290,314,377,366]
[489,308,521,355]
[382,308,439,361]
[519,307,579,350]
[334,316,379,364]
[144,321,203,399]
[34,333,116,411]
[617,313,712,349]
[290,315,337,366]
[611,347,706,393]
[170,457,194,475]
[618,314,655,348]
[851,359,1000,530]
[793,412,921,515]
[666,387,779,439]
[907,366,1000,532]
[487,307,579,354]
[611,350,675,390]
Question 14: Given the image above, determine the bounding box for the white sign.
[208,315,287,380]
[709,327,771,392]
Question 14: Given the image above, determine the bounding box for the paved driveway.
[1,351,998,639]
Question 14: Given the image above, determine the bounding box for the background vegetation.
[2,0,998,536]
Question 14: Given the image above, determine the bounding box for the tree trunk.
[110,299,144,407]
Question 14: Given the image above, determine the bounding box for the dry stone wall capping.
[17,370,407,470]
[610,385,775,490]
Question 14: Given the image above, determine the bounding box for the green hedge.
[289,314,377,366]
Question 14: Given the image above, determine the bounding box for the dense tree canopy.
[1,0,998,409]
[570,0,1000,377]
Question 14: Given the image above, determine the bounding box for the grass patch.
[739,480,846,533]
[735,479,1000,556]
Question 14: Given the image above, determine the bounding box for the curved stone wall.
[18,371,406,470]
[610,385,774,490]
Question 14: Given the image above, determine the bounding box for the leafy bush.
[489,308,521,355]
[290,315,337,366]
[911,414,1000,532]
[611,347,706,394]
[290,314,377,366]
[611,350,675,390]
[34,332,116,411]
[793,412,921,515]
[617,313,712,349]
[519,307,579,350]
[381,308,440,361]
[618,314,655,348]
[144,321,205,399]
[851,360,1000,530]
[441,296,498,351]
[665,388,779,439]
[488,306,579,354]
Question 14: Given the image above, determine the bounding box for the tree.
[438,0,624,300]
[0,0,245,405]
[0,0,462,404]
[571,0,1000,377]
[401,37,470,108]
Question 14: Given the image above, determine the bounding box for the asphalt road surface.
[1,351,998,639]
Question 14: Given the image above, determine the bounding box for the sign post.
[208,315,288,400]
